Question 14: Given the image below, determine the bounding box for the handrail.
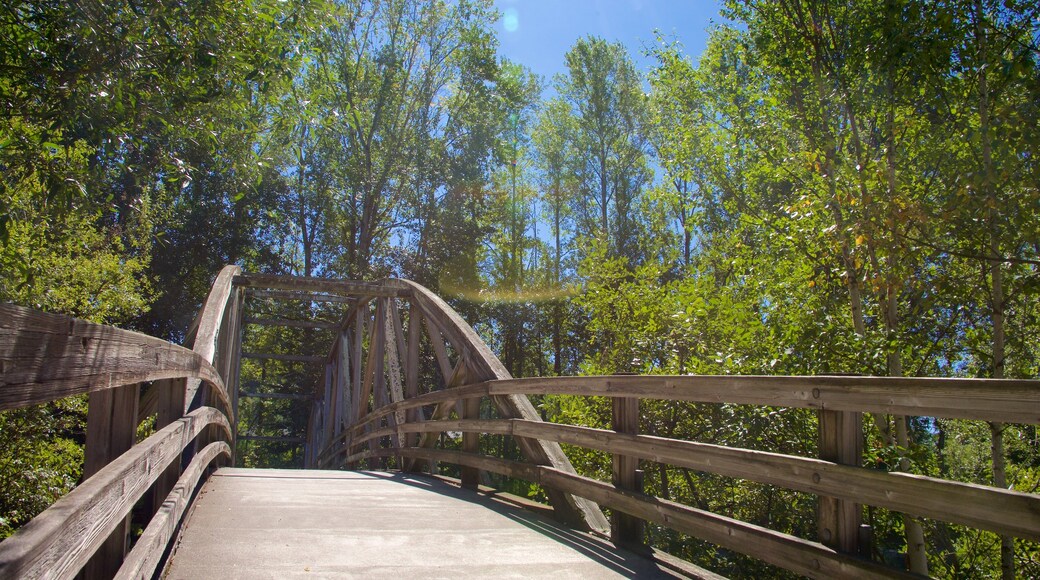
[0,304,224,411]
[0,265,243,579]
[322,371,1040,578]
[0,407,231,578]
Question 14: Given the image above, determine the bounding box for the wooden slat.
[240,353,325,364]
[0,304,224,412]
[245,289,355,304]
[234,273,408,297]
[487,375,1040,424]
[390,448,909,580]
[0,407,230,579]
[393,418,1040,541]
[115,442,230,580]
[243,317,339,330]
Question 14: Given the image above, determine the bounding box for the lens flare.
[441,280,575,304]
[502,8,519,33]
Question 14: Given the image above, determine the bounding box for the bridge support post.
[611,396,643,546]
[818,409,863,555]
[83,383,140,579]
[461,396,480,489]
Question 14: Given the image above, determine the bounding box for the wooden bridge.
[1,265,1038,578]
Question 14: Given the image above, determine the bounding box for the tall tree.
[556,36,651,262]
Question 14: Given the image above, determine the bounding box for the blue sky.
[493,0,725,89]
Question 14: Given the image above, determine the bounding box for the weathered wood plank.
[183,265,239,417]
[234,273,408,297]
[486,375,1040,424]
[391,278,610,532]
[818,410,862,554]
[83,383,140,579]
[152,379,186,515]
[245,289,355,304]
[611,396,642,545]
[0,407,230,579]
[0,304,224,412]
[115,441,230,580]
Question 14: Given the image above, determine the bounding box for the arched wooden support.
[303,277,609,532]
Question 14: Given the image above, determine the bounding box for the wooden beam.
[391,418,1040,541]
[818,410,862,554]
[611,396,642,546]
[245,289,354,304]
[243,317,339,330]
[83,383,140,579]
[0,304,224,412]
[234,273,409,297]
[484,375,1040,424]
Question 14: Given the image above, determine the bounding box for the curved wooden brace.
[0,304,225,412]
[0,407,231,579]
[183,264,242,416]
[116,441,232,580]
[380,279,611,532]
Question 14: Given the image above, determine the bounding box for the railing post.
[461,394,480,490]
[818,408,863,554]
[611,395,643,545]
[152,378,186,514]
[83,383,140,579]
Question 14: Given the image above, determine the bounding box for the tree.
[556,36,651,262]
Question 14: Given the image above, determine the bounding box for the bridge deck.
[163,468,679,579]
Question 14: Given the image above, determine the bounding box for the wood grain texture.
[244,289,355,304]
[0,407,230,579]
[0,304,224,411]
[234,273,408,297]
[115,442,230,580]
[183,265,239,417]
[486,375,1040,423]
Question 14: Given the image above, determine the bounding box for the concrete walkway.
[163,468,679,579]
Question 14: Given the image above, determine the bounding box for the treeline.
[1,0,1038,577]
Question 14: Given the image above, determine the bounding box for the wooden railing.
[0,265,244,579]
[310,279,1040,579]
[3,268,1038,579]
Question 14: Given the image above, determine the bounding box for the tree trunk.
[975,3,1014,576]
